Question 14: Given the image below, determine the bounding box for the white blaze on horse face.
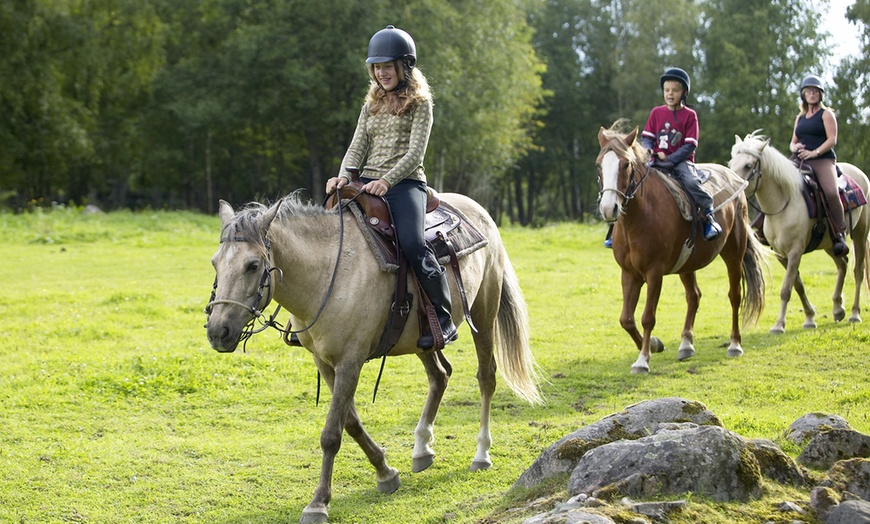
[598,150,622,221]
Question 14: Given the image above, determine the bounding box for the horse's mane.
[221,190,332,247]
[732,131,803,199]
[600,120,648,166]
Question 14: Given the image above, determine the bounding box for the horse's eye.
[247,260,261,273]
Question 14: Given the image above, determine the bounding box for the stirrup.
[703,220,722,241]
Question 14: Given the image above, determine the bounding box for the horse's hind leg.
[469,323,497,471]
[302,358,398,524]
[677,272,699,360]
[411,350,452,473]
[830,251,849,322]
[848,232,867,322]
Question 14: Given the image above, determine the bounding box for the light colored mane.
[221,191,334,248]
[733,132,803,202]
[598,121,649,168]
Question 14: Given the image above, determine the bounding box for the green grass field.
[1,206,867,523]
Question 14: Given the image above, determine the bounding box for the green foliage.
[1,211,868,523]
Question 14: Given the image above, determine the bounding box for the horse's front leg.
[773,252,815,333]
[301,359,398,524]
[411,350,452,473]
[632,273,665,374]
[619,271,646,373]
[677,272,699,361]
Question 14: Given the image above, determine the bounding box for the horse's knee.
[320,427,343,455]
[619,315,636,331]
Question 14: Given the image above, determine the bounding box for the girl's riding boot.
[417,270,458,349]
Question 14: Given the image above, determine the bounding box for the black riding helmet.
[660,67,691,94]
[366,25,417,69]
[800,74,824,102]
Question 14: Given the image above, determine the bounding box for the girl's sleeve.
[339,105,370,180]
[382,99,433,187]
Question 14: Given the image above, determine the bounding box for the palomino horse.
[729,132,870,333]
[596,125,765,374]
[205,192,541,523]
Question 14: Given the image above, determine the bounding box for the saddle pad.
[347,199,489,273]
[801,173,868,219]
[653,165,748,222]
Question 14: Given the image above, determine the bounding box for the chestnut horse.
[205,192,541,523]
[729,132,870,333]
[597,125,765,374]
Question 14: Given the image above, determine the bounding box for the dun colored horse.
[597,125,765,374]
[205,192,541,523]
[729,132,870,333]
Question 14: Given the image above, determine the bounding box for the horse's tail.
[495,254,544,405]
[741,227,767,326]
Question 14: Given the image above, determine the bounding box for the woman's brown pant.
[805,157,846,232]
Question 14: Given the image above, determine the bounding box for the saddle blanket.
[801,172,867,219]
[653,164,748,221]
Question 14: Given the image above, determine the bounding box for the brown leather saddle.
[324,178,486,358]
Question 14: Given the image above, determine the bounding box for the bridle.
[204,197,354,350]
[597,146,650,205]
[738,147,790,216]
[204,235,286,348]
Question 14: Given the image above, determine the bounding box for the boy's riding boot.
[417,270,458,350]
[751,213,768,245]
[703,208,722,241]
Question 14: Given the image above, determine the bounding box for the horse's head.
[729,132,769,195]
[596,125,644,222]
[205,199,283,352]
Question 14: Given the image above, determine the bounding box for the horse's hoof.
[470,459,492,472]
[849,315,862,323]
[412,454,434,473]
[677,347,695,361]
[802,321,817,329]
[630,365,650,374]
[377,468,400,494]
[834,310,846,322]
[650,337,666,353]
[300,504,328,524]
[727,347,744,357]
[769,326,785,335]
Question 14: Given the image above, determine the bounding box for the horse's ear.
[734,135,743,145]
[625,127,639,146]
[760,138,770,151]
[597,126,608,147]
[259,198,282,232]
[218,200,235,226]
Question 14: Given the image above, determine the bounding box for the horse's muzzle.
[206,322,241,353]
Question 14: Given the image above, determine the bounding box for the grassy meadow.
[1,206,868,524]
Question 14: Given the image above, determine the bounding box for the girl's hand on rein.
[362,179,391,197]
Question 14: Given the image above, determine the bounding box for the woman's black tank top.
[795,109,836,160]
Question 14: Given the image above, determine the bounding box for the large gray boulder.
[745,438,808,487]
[798,429,870,470]
[786,413,852,445]
[567,425,763,502]
[515,398,721,489]
[825,499,870,524]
